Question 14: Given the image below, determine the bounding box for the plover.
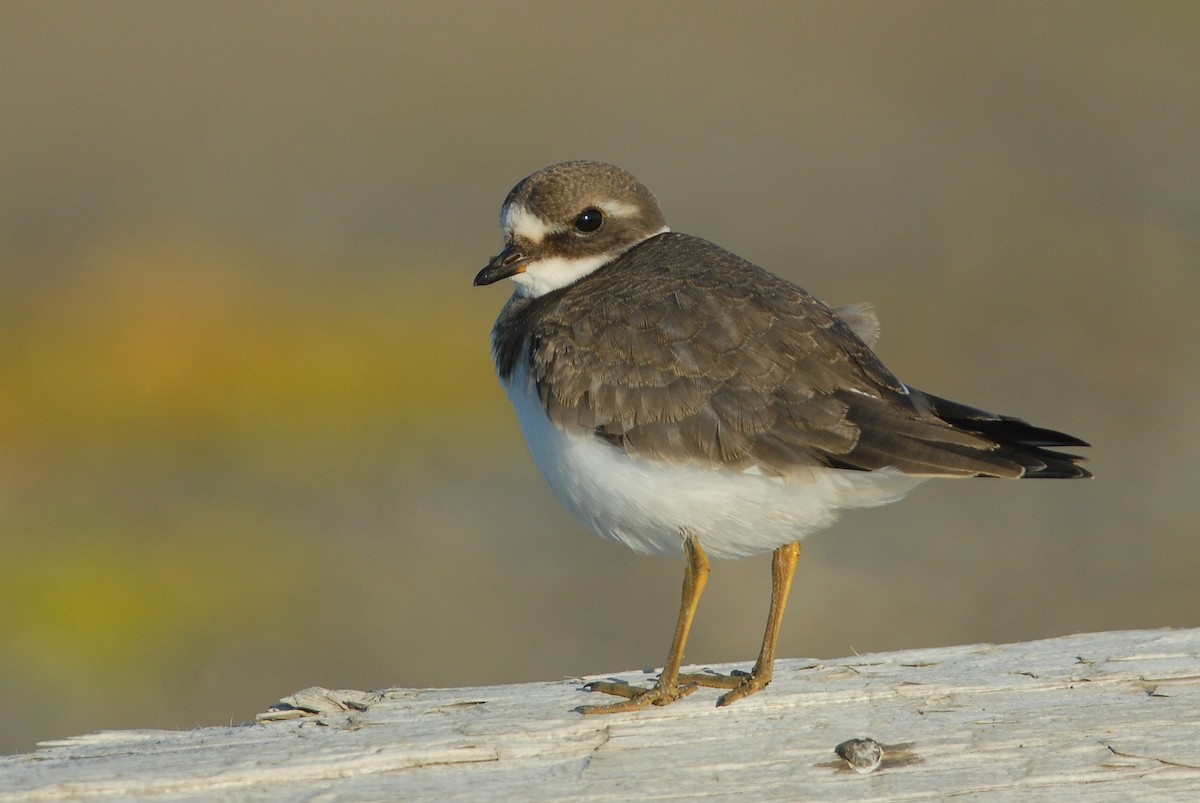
[474,161,1090,714]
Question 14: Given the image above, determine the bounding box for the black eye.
[574,208,604,233]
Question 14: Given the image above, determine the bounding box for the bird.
[473,160,1091,714]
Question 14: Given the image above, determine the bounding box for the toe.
[578,678,697,714]
[582,680,641,699]
[716,676,769,707]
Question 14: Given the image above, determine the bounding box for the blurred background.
[1,1,1196,755]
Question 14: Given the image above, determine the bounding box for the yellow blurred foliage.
[0,524,309,679]
[0,232,508,736]
[0,234,504,454]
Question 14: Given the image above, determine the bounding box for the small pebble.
[835,738,884,774]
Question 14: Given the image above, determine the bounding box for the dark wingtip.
[1011,427,1090,449]
[911,388,1093,479]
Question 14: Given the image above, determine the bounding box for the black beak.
[474,243,531,286]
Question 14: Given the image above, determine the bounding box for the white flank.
[502,361,927,559]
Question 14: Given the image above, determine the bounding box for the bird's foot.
[678,668,771,707]
[577,676,699,714]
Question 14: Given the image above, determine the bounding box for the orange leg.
[679,541,801,706]
[579,530,710,714]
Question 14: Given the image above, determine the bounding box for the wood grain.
[2,629,1197,800]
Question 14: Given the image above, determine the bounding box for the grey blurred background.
[1,2,1197,755]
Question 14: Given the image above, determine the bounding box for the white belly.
[502,363,926,560]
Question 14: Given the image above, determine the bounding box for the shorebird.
[474,161,1090,713]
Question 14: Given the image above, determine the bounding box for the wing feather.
[493,233,1089,479]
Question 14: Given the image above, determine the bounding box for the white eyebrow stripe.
[597,200,641,218]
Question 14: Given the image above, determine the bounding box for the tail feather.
[916,390,1092,479]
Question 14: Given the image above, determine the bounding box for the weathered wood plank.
[2,629,1197,800]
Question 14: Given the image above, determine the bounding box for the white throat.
[509,225,671,298]
[511,254,615,298]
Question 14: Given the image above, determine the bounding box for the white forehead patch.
[502,204,558,244]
